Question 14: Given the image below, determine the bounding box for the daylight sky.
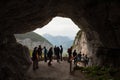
[33,17,80,39]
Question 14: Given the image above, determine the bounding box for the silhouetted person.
[67,46,72,73]
[32,47,39,70]
[38,45,42,60]
[73,50,77,64]
[54,46,57,58]
[43,46,48,62]
[67,46,72,62]
[56,46,60,63]
[81,53,85,61]
[77,52,82,61]
[60,45,63,61]
[48,47,53,66]
[84,55,89,67]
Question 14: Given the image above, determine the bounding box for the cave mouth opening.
[34,16,80,40]
[15,16,80,57]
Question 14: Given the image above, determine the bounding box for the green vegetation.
[74,66,120,80]
[14,32,52,45]
[29,50,33,57]
[62,52,68,57]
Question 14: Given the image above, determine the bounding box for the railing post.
[70,60,72,73]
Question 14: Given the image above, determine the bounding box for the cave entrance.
[34,16,80,40]
[25,17,83,79]
[15,16,80,57]
[34,16,80,56]
[15,16,81,76]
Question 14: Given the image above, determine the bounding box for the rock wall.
[0,34,31,80]
[73,29,102,66]
[73,29,120,67]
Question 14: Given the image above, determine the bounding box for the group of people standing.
[31,45,63,70]
[32,45,89,70]
[54,45,63,62]
[67,46,89,67]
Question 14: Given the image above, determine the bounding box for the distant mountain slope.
[14,32,53,50]
[62,40,73,49]
[43,34,73,50]
[15,32,52,44]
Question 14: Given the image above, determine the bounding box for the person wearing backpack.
[32,47,39,70]
[73,50,77,64]
[47,47,53,66]
[38,45,42,60]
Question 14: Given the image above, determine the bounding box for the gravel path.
[26,60,88,80]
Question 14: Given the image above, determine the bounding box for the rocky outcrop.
[73,29,120,67]
[0,34,31,80]
[73,29,102,66]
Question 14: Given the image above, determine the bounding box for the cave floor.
[26,60,88,80]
